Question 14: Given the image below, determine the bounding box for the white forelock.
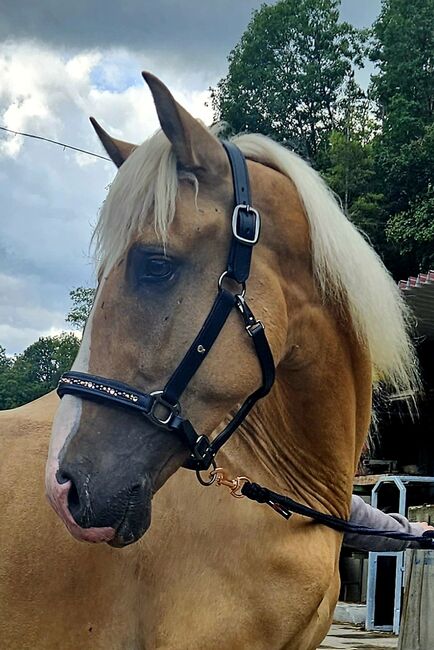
[92,128,196,277]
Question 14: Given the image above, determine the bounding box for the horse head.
[46,73,417,554]
[46,73,305,546]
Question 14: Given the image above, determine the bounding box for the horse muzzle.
[46,465,153,547]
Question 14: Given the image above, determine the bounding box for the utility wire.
[0,125,111,161]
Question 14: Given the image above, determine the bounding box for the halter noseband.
[57,142,276,472]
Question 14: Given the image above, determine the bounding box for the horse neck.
[222,323,373,520]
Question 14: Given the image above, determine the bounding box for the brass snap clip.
[210,467,250,499]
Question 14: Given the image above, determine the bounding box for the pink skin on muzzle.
[46,391,116,544]
[46,470,115,544]
[46,289,116,544]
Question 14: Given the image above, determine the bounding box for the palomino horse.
[0,73,418,649]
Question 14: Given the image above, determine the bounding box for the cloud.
[0,1,381,77]
[0,1,382,355]
[0,0,268,75]
[0,272,71,355]
[0,43,214,354]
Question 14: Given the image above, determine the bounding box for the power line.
[0,125,111,161]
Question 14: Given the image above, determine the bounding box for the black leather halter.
[57,142,275,472]
[56,141,434,549]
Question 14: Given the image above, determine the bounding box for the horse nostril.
[67,480,81,517]
[56,469,82,521]
[56,470,71,485]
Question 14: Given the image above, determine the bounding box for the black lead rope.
[240,481,434,549]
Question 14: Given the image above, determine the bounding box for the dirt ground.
[319,624,397,649]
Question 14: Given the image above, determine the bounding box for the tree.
[322,131,375,212]
[370,0,433,149]
[0,333,80,410]
[0,285,95,410]
[211,0,366,161]
[386,194,434,271]
[66,286,95,331]
[14,333,79,386]
[0,345,11,371]
[0,346,13,410]
[368,0,434,274]
[1,285,97,410]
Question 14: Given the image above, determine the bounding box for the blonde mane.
[93,127,420,399]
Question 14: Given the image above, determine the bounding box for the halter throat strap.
[57,141,275,471]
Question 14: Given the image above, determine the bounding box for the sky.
[0,0,381,355]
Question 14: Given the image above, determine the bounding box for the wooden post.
[398,550,434,650]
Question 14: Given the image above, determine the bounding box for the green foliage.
[386,195,434,271]
[370,0,434,147]
[0,346,11,371]
[66,286,95,331]
[375,122,434,215]
[322,131,375,212]
[1,287,95,410]
[0,333,80,410]
[211,0,433,277]
[368,0,434,274]
[349,193,386,241]
[0,346,14,410]
[211,0,366,160]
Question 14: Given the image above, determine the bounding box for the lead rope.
[204,468,434,549]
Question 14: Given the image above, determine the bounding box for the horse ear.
[89,117,137,168]
[142,71,227,177]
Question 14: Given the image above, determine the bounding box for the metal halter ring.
[195,459,217,486]
[218,271,246,299]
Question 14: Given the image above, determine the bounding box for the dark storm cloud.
[0,1,381,73]
[1,0,268,72]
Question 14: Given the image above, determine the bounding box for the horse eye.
[140,256,175,283]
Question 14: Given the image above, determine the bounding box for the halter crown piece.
[57,142,276,473]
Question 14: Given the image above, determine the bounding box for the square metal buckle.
[193,435,213,462]
[148,391,180,428]
[232,204,261,245]
[246,320,264,337]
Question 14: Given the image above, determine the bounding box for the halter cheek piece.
[57,142,276,473]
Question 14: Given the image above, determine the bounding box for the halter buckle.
[246,321,264,337]
[232,204,260,245]
[192,434,215,464]
[148,391,180,428]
